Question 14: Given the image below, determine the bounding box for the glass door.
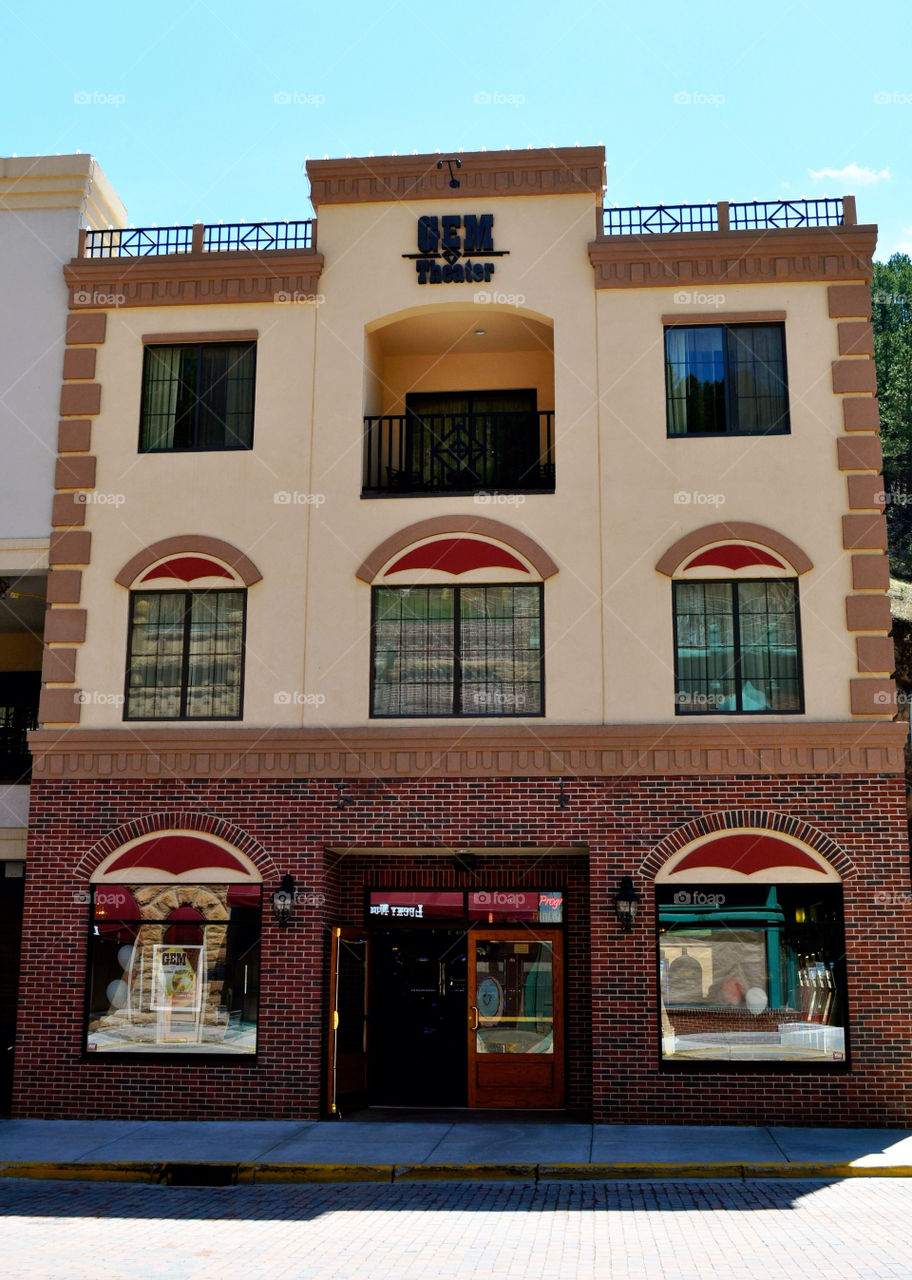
[327,927,369,1116]
[467,929,564,1108]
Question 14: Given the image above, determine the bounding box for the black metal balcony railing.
[0,706,37,784]
[363,411,555,495]
[602,197,846,236]
[83,220,315,258]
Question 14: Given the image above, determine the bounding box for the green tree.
[872,254,912,576]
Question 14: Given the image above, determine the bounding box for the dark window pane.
[140,343,255,451]
[666,325,788,436]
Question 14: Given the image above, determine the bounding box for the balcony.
[363,409,555,496]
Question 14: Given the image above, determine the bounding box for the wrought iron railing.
[363,411,555,495]
[83,220,315,258]
[727,198,844,229]
[602,197,847,236]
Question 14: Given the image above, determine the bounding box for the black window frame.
[123,588,247,722]
[672,577,804,716]
[664,322,790,437]
[370,582,545,719]
[138,340,257,453]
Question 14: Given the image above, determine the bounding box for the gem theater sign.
[404,213,507,284]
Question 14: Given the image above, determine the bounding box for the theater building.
[15,146,912,1124]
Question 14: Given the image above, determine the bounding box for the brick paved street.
[0,1178,910,1280]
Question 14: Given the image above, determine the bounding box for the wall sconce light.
[557,778,570,810]
[614,876,640,932]
[335,782,354,811]
[452,849,477,873]
[437,156,461,188]
[271,874,296,928]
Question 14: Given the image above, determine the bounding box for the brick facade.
[15,771,912,1125]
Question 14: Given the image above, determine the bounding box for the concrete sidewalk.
[2,1116,912,1183]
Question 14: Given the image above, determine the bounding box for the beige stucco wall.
[71,190,865,729]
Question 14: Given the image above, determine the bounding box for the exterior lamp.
[614,876,640,932]
[271,874,296,928]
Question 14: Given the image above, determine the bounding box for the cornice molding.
[28,721,906,781]
[64,249,325,309]
[306,147,606,206]
[588,225,877,290]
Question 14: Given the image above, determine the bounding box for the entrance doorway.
[363,926,564,1110]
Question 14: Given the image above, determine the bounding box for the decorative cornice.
[655,522,813,577]
[27,721,907,781]
[64,249,324,309]
[115,536,263,588]
[588,225,877,290]
[356,515,559,582]
[306,147,606,206]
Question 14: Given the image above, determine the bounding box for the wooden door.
[327,927,369,1116]
[467,929,564,1108]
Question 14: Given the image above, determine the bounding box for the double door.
[327,926,563,1113]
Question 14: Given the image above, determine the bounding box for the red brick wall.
[14,772,912,1125]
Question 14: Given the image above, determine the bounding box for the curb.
[1,1160,912,1184]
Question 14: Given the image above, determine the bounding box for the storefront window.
[658,884,847,1063]
[86,883,260,1054]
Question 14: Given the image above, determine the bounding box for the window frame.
[664,322,790,438]
[369,582,545,719]
[83,882,262,1059]
[138,340,257,453]
[672,577,804,716]
[123,588,247,722]
[656,881,850,1073]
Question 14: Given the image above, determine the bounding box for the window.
[371,584,543,717]
[665,324,789,435]
[658,883,847,1064]
[86,883,260,1055]
[124,590,246,720]
[673,579,803,714]
[139,342,256,450]
[0,671,39,782]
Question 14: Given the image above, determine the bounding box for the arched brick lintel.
[655,522,814,577]
[74,811,280,882]
[356,516,559,583]
[115,536,263,588]
[638,810,856,881]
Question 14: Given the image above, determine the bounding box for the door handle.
[470,1005,479,1031]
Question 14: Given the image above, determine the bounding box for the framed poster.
[151,944,204,1013]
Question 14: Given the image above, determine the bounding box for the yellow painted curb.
[0,1162,160,1183]
[539,1163,744,1180]
[394,1164,537,1181]
[242,1164,393,1184]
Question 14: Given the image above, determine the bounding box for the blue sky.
[2,0,908,257]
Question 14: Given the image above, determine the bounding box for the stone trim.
[43,610,86,644]
[828,284,872,318]
[356,516,560,583]
[588,225,876,290]
[38,688,82,725]
[59,383,100,416]
[837,321,874,356]
[639,811,856,881]
[114,535,264,588]
[48,530,91,565]
[660,311,786,326]
[832,358,877,394]
[846,475,885,510]
[55,456,96,490]
[142,330,259,345]
[74,812,279,883]
[846,595,892,631]
[27,721,908,780]
[45,570,82,604]
[856,636,896,673]
[837,435,882,471]
[41,648,77,683]
[852,554,890,591]
[850,679,896,715]
[64,250,324,310]
[57,420,92,453]
[66,313,107,345]
[51,494,86,528]
[61,348,96,380]
[843,398,880,432]
[842,514,888,550]
[306,147,606,206]
[655,522,813,577]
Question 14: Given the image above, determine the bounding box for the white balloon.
[106,979,128,1009]
[117,945,134,972]
[746,987,769,1015]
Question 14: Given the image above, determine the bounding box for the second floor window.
[673,579,803,714]
[139,342,256,451]
[124,590,246,720]
[371,584,544,716]
[665,324,789,436]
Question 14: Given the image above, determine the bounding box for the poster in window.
[151,944,204,1012]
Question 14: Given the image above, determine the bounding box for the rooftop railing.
[82,219,315,258]
[601,196,851,236]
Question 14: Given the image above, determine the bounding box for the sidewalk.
[2,1116,912,1184]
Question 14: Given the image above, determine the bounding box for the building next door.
[468,929,563,1108]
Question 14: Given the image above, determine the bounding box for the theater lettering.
[403,212,508,284]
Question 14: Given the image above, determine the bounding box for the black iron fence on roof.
[602,197,848,236]
[83,220,315,258]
